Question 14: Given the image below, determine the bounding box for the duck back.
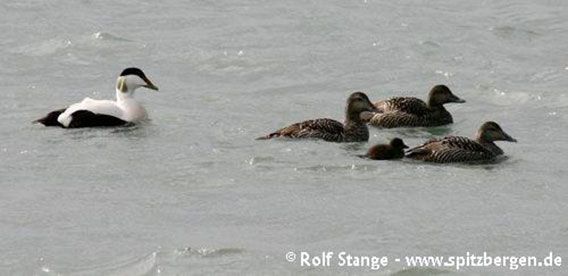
[406,136,496,163]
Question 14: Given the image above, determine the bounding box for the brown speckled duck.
[364,138,409,160]
[366,85,465,128]
[257,92,377,142]
[406,121,517,163]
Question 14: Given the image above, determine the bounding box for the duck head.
[390,137,409,149]
[427,85,465,107]
[116,67,159,97]
[476,121,517,143]
[345,92,378,122]
[365,137,408,160]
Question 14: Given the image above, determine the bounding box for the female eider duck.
[365,85,465,128]
[257,92,378,142]
[364,138,409,160]
[34,67,158,128]
[406,121,517,163]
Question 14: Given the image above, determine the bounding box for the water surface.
[1,0,568,275]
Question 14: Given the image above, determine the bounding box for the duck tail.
[405,147,428,158]
[33,109,66,127]
[255,132,280,140]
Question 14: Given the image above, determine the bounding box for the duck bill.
[358,103,379,121]
[142,77,159,91]
[502,132,517,142]
[402,143,409,149]
[144,83,159,91]
[367,103,380,112]
[359,111,376,122]
[449,94,465,103]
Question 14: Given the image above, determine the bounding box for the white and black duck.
[34,67,159,128]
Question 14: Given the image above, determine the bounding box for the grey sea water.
[1,0,568,275]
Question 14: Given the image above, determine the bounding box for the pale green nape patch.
[117,77,128,92]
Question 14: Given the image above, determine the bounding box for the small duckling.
[367,85,465,128]
[257,92,378,142]
[406,121,517,163]
[365,138,409,160]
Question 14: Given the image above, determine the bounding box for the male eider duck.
[34,67,158,128]
[365,85,465,128]
[257,92,378,142]
[364,138,409,160]
[406,121,517,163]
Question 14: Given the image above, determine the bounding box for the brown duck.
[366,85,465,128]
[406,121,517,163]
[364,138,409,160]
[257,92,377,142]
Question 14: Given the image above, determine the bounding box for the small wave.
[434,70,454,79]
[373,127,454,140]
[248,156,275,165]
[529,69,563,83]
[489,25,540,42]
[340,142,368,151]
[176,247,245,258]
[38,252,157,276]
[418,40,441,48]
[489,88,539,106]
[92,32,132,42]
[10,31,134,59]
[294,164,377,172]
[12,38,72,56]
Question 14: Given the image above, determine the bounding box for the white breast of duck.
[55,68,158,128]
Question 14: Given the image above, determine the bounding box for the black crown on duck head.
[120,67,147,79]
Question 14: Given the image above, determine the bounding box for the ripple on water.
[372,126,455,140]
[489,25,540,42]
[11,31,143,62]
[248,156,275,165]
[12,38,72,57]
[293,164,379,173]
[175,247,245,258]
[37,252,157,276]
[490,88,539,106]
[92,32,132,42]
